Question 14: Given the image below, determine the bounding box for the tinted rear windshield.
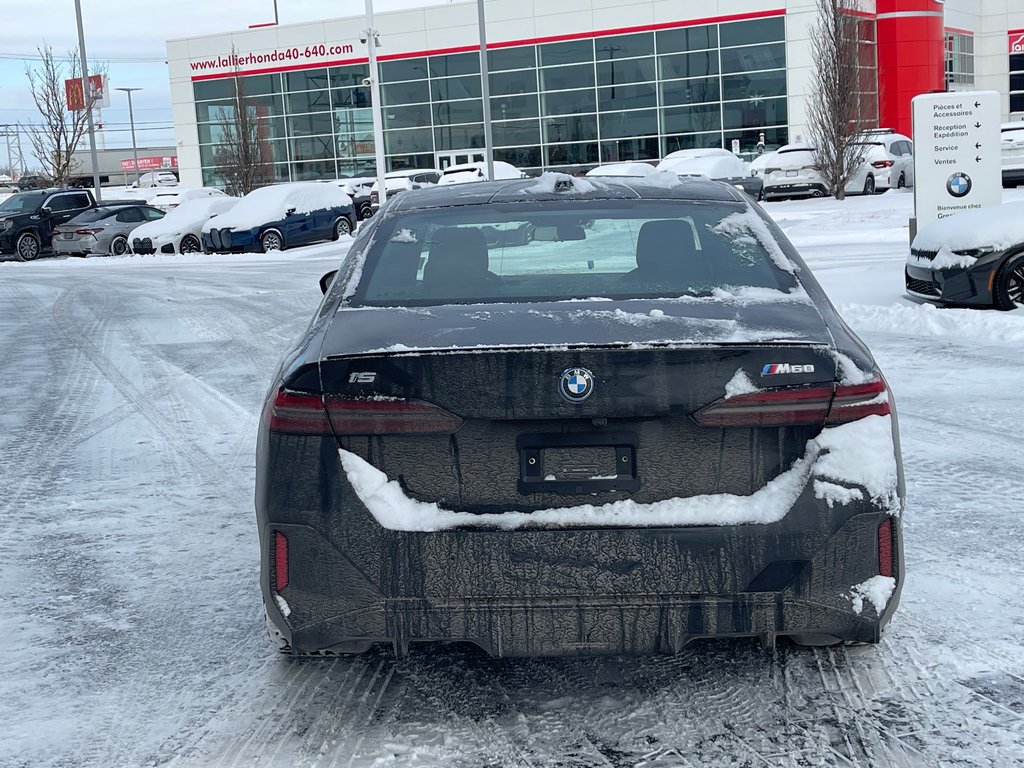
[355,200,796,306]
[73,208,118,222]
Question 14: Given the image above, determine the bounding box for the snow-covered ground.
[3,190,1024,767]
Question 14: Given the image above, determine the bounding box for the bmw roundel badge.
[946,172,972,198]
[559,367,595,402]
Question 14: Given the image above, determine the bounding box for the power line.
[0,52,167,64]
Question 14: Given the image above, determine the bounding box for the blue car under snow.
[202,182,357,254]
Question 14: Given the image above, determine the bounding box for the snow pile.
[812,414,898,508]
[130,196,239,240]
[202,182,351,232]
[850,575,896,615]
[710,211,797,274]
[840,302,1024,345]
[724,368,759,399]
[339,414,898,531]
[524,172,598,195]
[912,201,1024,253]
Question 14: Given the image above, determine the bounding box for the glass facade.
[1011,51,1024,115]
[944,31,975,90]
[193,16,791,183]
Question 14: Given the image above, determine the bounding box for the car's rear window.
[356,200,796,306]
[74,209,118,222]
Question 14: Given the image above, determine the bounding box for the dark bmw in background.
[202,182,357,254]
[257,176,905,658]
[906,201,1024,310]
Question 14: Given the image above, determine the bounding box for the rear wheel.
[897,172,906,189]
[14,232,40,261]
[993,253,1024,311]
[333,217,352,239]
[863,175,875,195]
[260,230,284,252]
[110,235,128,256]
[358,202,372,220]
[179,234,201,254]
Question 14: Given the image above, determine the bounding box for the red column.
[876,0,946,136]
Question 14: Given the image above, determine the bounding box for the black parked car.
[202,182,357,254]
[906,202,1024,310]
[257,176,904,657]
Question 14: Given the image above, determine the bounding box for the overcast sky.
[0,0,450,168]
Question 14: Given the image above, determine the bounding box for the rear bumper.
[259,439,904,657]
[1002,167,1024,185]
[762,182,828,199]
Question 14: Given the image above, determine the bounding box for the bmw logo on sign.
[559,367,595,402]
[946,172,972,198]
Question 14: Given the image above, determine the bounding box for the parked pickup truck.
[0,188,136,261]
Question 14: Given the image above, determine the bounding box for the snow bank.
[339,415,898,531]
[912,201,1024,253]
[202,183,351,232]
[841,302,1024,345]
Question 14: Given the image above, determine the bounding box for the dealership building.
[165,0,1024,187]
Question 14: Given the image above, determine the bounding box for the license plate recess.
[517,432,639,494]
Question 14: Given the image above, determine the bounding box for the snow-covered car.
[147,187,226,213]
[657,148,763,200]
[748,150,778,180]
[133,171,179,188]
[321,179,373,220]
[905,201,1024,310]
[258,175,905,657]
[369,169,441,211]
[202,182,356,253]
[130,195,239,255]
[437,161,526,185]
[584,162,659,177]
[1001,122,1024,187]
[52,203,165,257]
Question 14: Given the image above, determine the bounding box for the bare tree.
[807,0,873,200]
[23,46,104,187]
[213,76,272,196]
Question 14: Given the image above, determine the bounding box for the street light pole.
[364,0,388,204]
[477,0,494,181]
[73,0,102,201]
[115,87,142,187]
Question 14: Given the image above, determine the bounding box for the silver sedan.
[53,204,164,257]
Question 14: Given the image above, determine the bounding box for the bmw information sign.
[912,91,1001,230]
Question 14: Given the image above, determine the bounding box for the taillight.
[877,518,893,577]
[801,164,820,171]
[693,377,890,428]
[826,377,890,425]
[265,388,462,435]
[75,228,102,235]
[267,389,333,435]
[273,530,288,591]
[765,167,781,175]
[326,397,462,435]
[871,160,894,168]
[693,384,834,427]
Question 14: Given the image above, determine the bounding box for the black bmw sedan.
[905,203,1024,310]
[256,174,905,657]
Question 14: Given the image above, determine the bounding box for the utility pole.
[364,0,387,204]
[115,87,142,186]
[477,0,494,180]
[73,0,102,201]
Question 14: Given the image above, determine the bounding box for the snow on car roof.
[585,162,658,177]
[657,152,747,179]
[204,182,351,231]
[133,196,239,239]
[912,201,1024,253]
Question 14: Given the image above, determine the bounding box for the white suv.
[854,129,914,191]
[1001,122,1024,187]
